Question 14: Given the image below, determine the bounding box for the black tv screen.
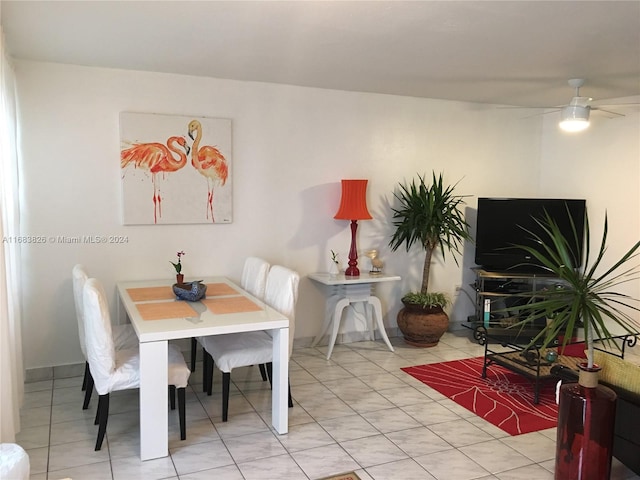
[474,198,586,272]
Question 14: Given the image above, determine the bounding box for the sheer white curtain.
[0,29,24,442]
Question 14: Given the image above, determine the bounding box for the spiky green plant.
[511,211,640,367]
[389,172,472,295]
[401,291,450,309]
[170,250,186,274]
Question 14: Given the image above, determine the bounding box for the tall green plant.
[512,211,640,367]
[389,172,472,294]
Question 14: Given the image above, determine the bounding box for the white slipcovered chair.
[0,443,29,480]
[190,256,271,372]
[83,278,191,450]
[241,256,272,381]
[72,264,138,409]
[200,265,299,421]
[241,256,271,299]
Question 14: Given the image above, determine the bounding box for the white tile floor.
[17,332,640,480]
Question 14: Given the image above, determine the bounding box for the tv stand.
[482,264,549,275]
[465,267,564,344]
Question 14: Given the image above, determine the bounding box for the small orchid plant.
[330,250,339,265]
[170,251,186,274]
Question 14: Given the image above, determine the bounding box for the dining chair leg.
[266,362,273,385]
[169,385,176,410]
[83,370,94,410]
[178,387,186,440]
[94,397,101,425]
[204,351,214,396]
[258,364,268,381]
[190,337,197,372]
[82,361,90,391]
[95,394,110,451]
[201,350,209,392]
[266,362,293,408]
[222,372,230,422]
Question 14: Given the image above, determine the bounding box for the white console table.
[309,272,401,359]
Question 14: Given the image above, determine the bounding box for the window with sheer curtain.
[0,29,24,443]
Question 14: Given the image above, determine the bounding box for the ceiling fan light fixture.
[559,105,590,132]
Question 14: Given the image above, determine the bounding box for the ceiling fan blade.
[521,109,562,119]
[496,105,560,110]
[591,102,640,108]
[592,107,625,118]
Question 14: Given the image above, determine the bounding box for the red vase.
[176,273,184,284]
[555,363,617,480]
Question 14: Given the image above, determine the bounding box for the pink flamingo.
[121,136,190,223]
[187,120,229,222]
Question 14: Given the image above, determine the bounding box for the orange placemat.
[202,296,262,314]
[136,301,198,321]
[127,286,175,302]
[205,283,239,297]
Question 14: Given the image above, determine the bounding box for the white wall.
[539,99,640,305]
[12,60,594,369]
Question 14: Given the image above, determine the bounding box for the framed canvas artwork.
[120,112,232,225]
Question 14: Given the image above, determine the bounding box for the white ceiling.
[2,1,640,107]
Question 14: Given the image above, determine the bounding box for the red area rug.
[402,356,558,435]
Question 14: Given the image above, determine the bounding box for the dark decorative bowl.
[172,281,207,302]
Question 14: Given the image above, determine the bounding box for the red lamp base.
[345,265,360,276]
[345,220,360,277]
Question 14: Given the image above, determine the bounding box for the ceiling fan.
[512,78,639,132]
[555,78,630,132]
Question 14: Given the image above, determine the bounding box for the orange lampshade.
[334,179,373,220]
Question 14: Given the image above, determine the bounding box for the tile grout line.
[45,380,54,480]
[21,335,640,480]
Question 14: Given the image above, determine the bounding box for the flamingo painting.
[121,136,190,223]
[188,119,229,222]
[120,112,232,225]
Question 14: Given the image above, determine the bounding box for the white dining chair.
[83,278,191,450]
[0,443,30,480]
[241,256,270,299]
[200,265,299,421]
[241,256,272,381]
[72,264,138,410]
[190,256,271,373]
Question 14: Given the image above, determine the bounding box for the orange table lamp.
[334,179,372,276]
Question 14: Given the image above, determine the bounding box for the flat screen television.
[474,197,586,272]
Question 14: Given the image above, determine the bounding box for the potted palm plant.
[389,172,472,346]
[511,210,640,479]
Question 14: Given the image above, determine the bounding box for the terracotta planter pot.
[397,301,449,347]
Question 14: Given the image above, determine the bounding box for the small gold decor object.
[365,249,383,274]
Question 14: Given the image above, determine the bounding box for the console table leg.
[367,296,394,353]
[326,298,350,359]
[366,303,375,342]
[311,294,339,347]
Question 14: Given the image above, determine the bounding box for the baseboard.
[26,331,403,383]
[448,321,468,332]
[299,327,400,348]
[26,362,85,383]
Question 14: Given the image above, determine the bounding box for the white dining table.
[116,277,290,461]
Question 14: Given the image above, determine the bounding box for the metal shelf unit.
[465,267,563,344]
